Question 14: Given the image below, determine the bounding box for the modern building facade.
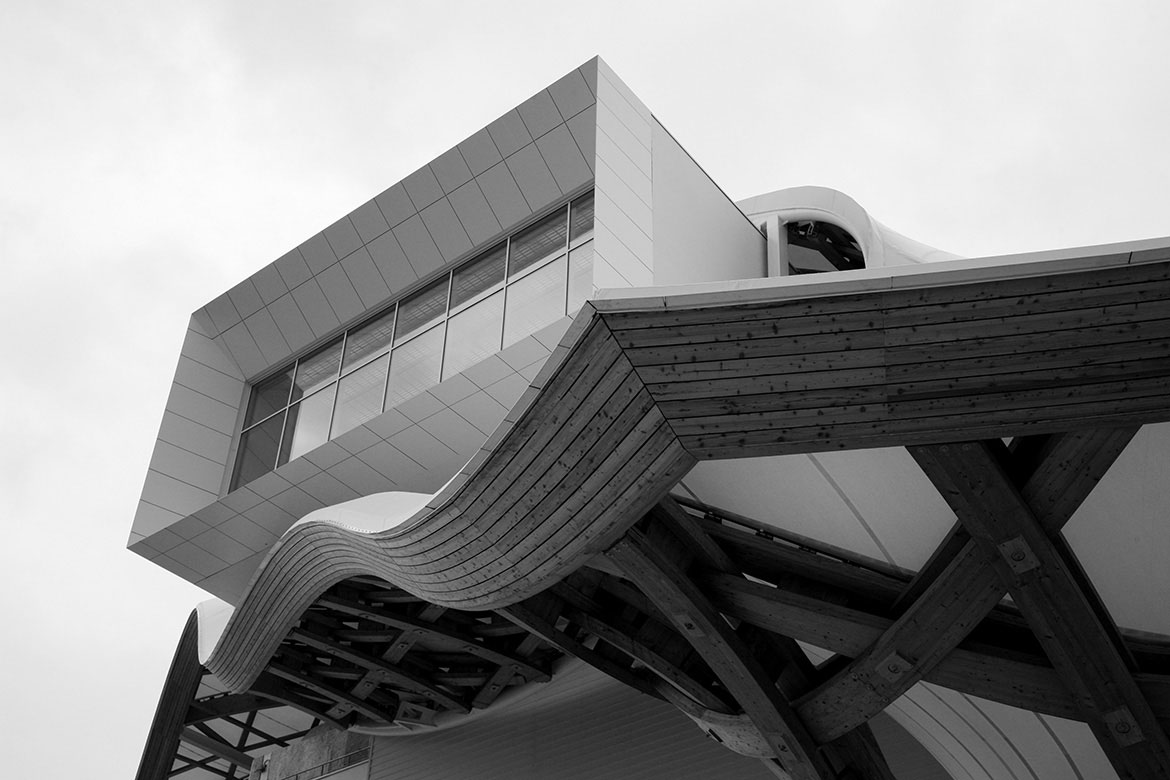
[132,58,1170,780]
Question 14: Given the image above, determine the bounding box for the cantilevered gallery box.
[133,58,1170,780]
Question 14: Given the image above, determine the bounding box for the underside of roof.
[137,243,1170,780]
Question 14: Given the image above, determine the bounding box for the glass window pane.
[386,324,445,409]
[280,385,337,464]
[343,308,395,371]
[504,255,567,347]
[292,338,342,402]
[567,240,594,315]
[332,354,389,438]
[244,366,294,427]
[509,208,568,278]
[232,413,285,489]
[569,191,594,243]
[443,291,503,380]
[451,243,505,309]
[396,278,449,345]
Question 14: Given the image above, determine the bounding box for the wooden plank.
[795,538,1004,742]
[884,298,1170,348]
[289,629,469,712]
[135,612,204,780]
[634,345,887,383]
[655,500,897,779]
[608,533,835,779]
[647,366,887,403]
[498,596,663,701]
[393,372,651,578]
[267,662,399,725]
[565,605,733,714]
[704,524,904,607]
[185,694,278,724]
[605,257,1170,340]
[658,386,887,420]
[604,294,885,337]
[882,270,1170,327]
[705,569,1087,721]
[471,633,544,709]
[179,728,254,771]
[889,334,1170,381]
[625,324,885,366]
[314,595,549,682]
[685,389,1170,459]
[426,425,693,606]
[909,440,1170,778]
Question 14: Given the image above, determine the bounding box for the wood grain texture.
[910,440,1170,779]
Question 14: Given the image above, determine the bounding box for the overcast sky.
[3,1,1169,777]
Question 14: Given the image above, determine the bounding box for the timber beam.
[796,427,1136,741]
[910,438,1170,779]
[607,528,836,780]
[655,499,896,780]
[178,728,254,772]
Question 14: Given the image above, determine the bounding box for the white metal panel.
[402,164,444,211]
[339,248,392,310]
[419,197,472,262]
[536,125,592,195]
[476,161,530,229]
[373,183,416,229]
[516,89,564,140]
[290,279,342,338]
[274,247,313,289]
[350,199,390,244]
[430,145,473,194]
[486,109,532,158]
[448,179,503,245]
[506,143,561,210]
[458,127,503,176]
[300,232,337,275]
[324,214,363,261]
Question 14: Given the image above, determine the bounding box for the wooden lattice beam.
[795,428,1135,741]
[608,529,836,780]
[910,438,1170,779]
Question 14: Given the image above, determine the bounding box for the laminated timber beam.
[314,594,550,683]
[794,427,1137,742]
[288,628,470,713]
[267,661,399,726]
[178,728,254,773]
[669,499,1170,729]
[607,528,837,780]
[654,499,896,780]
[910,439,1170,779]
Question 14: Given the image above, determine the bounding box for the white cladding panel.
[651,118,766,285]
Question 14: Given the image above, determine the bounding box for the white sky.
[2,1,1168,777]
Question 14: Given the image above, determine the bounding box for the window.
[786,221,864,274]
[230,191,595,491]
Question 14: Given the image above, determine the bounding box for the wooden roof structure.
[138,247,1170,780]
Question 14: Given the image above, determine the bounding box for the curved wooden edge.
[135,611,202,780]
[201,311,697,692]
[201,258,1170,707]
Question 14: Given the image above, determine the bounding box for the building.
[131,57,1170,780]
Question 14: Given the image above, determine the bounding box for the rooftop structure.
[133,57,1170,780]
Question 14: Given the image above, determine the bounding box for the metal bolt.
[1116,722,1132,734]
[887,663,900,674]
[1010,550,1027,562]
